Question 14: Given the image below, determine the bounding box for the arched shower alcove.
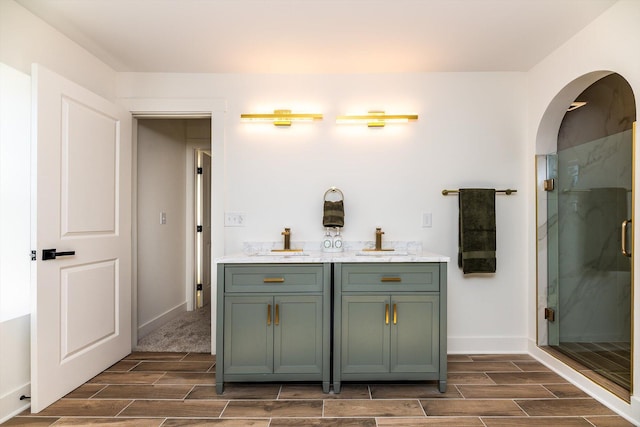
[536,71,636,400]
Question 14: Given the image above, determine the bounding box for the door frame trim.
[118,98,226,353]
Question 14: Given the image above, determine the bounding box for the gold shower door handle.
[622,219,632,257]
[267,304,272,325]
[385,304,389,325]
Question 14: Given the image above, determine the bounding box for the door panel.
[61,260,118,358]
[224,296,273,375]
[274,295,322,374]
[391,295,439,373]
[31,65,132,412]
[61,97,118,235]
[341,295,389,374]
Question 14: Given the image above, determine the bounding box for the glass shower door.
[547,128,633,391]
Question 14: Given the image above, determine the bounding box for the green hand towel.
[323,200,345,228]
[458,188,496,274]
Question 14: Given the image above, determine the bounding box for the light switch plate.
[422,212,432,228]
[225,212,247,227]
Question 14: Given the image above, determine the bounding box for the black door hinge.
[197,225,203,232]
[31,250,36,261]
[197,167,203,175]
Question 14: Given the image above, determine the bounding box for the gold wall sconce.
[336,111,418,127]
[240,109,323,126]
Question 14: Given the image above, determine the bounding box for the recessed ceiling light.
[567,101,587,111]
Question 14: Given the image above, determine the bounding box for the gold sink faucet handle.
[282,227,291,250]
[375,227,384,250]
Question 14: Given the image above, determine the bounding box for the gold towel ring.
[324,186,344,201]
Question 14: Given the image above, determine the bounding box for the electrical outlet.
[422,212,432,228]
[225,212,247,227]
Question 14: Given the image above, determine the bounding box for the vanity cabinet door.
[341,295,390,374]
[224,296,273,375]
[274,295,323,375]
[390,295,439,374]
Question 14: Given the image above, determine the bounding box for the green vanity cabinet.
[216,263,331,394]
[334,262,447,393]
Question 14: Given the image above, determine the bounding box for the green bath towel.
[458,188,496,274]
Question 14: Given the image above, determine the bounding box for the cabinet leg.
[333,382,341,394]
[438,380,447,393]
[323,381,330,393]
[216,382,224,395]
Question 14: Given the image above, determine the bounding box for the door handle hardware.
[42,249,76,261]
[275,304,279,325]
[381,277,401,282]
[393,304,397,324]
[267,304,272,325]
[385,304,389,325]
[263,277,285,283]
[622,219,632,257]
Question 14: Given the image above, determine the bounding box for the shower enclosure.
[545,127,633,391]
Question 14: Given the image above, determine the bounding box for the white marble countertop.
[215,241,450,264]
[215,251,449,264]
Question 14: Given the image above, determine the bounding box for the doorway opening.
[134,118,212,353]
[537,72,636,399]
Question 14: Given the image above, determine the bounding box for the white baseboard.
[0,382,30,424]
[137,302,187,339]
[447,336,528,354]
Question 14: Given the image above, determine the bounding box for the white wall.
[0,63,32,423]
[526,0,640,423]
[136,120,188,337]
[0,0,116,100]
[118,71,530,353]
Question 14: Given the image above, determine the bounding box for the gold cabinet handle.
[264,277,285,283]
[267,304,272,325]
[385,304,389,325]
[275,304,280,326]
[381,277,401,283]
[393,303,397,325]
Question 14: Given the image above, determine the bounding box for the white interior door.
[30,64,132,412]
[197,150,212,306]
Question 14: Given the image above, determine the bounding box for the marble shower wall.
[538,130,632,345]
[555,130,632,342]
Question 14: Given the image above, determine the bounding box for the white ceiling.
[16,0,617,73]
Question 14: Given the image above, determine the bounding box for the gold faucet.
[375,227,384,250]
[282,227,291,250]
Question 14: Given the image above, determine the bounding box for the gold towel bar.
[442,189,517,195]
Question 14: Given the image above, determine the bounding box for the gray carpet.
[135,304,211,353]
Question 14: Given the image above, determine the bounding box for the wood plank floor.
[3,353,634,426]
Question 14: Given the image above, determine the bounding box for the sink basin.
[356,251,409,256]
[255,251,309,256]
